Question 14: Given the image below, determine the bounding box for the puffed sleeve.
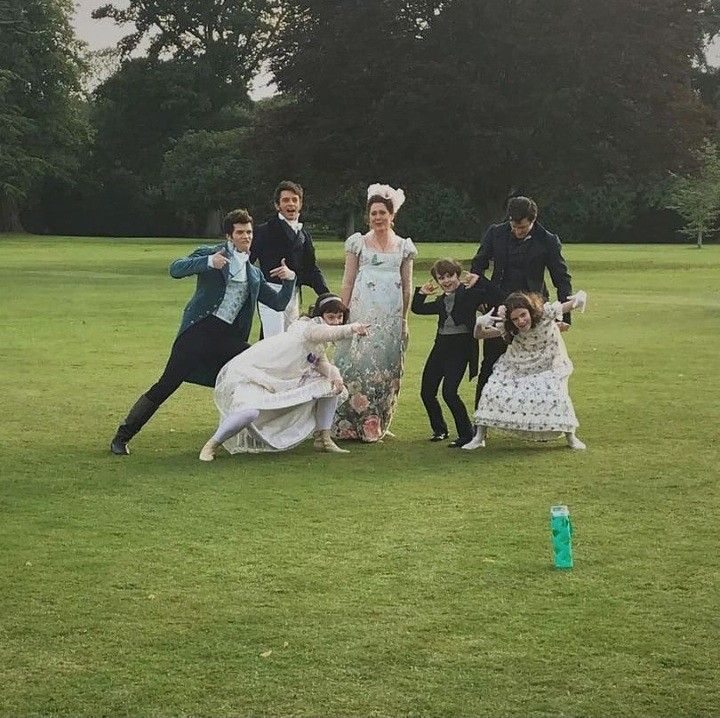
[402,237,418,260]
[344,233,363,256]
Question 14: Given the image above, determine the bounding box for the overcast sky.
[73,0,124,50]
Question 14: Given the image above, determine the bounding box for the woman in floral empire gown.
[332,184,417,442]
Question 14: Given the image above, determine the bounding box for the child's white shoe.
[461,427,486,450]
[565,433,586,450]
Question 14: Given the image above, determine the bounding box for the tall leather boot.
[110,394,159,455]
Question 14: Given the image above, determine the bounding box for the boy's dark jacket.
[411,279,503,380]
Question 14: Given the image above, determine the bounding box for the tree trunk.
[697,229,703,249]
[345,209,356,238]
[0,195,25,233]
[204,208,223,238]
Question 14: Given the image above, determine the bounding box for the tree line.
[2,0,720,242]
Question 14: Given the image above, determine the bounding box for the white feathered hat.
[367,183,406,213]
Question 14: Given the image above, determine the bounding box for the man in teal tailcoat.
[110,208,296,455]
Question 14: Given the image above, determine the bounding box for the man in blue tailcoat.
[110,208,296,455]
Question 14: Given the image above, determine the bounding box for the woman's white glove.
[569,290,588,313]
[476,307,504,330]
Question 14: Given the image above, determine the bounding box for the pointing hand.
[269,257,296,281]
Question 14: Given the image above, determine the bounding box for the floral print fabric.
[474,302,579,440]
[332,232,417,442]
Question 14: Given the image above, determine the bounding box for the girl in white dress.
[199,294,369,460]
[463,290,588,451]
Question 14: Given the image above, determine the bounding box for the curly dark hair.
[222,208,253,236]
[274,180,304,204]
[503,291,544,339]
[431,258,463,280]
[308,293,349,323]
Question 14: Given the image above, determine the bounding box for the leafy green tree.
[267,0,716,233]
[161,126,260,235]
[667,139,720,248]
[92,0,300,96]
[91,57,219,182]
[0,0,88,231]
[265,0,444,229]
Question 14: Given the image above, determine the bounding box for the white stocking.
[212,408,260,444]
[315,395,340,430]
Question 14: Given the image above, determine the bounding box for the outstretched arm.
[305,322,357,343]
[558,291,587,316]
[169,247,218,278]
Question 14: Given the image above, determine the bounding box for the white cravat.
[227,242,248,282]
[278,213,303,234]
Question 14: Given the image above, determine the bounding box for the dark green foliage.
[267,0,713,235]
[666,139,720,247]
[92,0,301,93]
[0,0,89,231]
[161,127,260,235]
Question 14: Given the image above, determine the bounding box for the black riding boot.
[110,394,160,455]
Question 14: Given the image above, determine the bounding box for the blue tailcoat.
[169,243,295,387]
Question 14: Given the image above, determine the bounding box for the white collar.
[226,242,248,281]
[278,213,303,233]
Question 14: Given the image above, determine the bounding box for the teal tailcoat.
[169,243,295,387]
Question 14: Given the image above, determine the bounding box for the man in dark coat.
[466,196,573,408]
[110,208,296,456]
[250,180,329,337]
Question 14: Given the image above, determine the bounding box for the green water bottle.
[550,505,573,569]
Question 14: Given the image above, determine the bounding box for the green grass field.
[1,235,719,717]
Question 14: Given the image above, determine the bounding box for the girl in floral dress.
[463,290,588,451]
[198,294,369,460]
[332,184,417,442]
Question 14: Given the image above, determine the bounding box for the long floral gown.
[332,232,417,442]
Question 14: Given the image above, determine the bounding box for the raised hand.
[476,306,504,329]
[419,281,437,296]
[210,250,229,269]
[463,272,480,288]
[269,257,296,281]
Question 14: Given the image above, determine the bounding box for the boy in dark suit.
[412,258,502,447]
